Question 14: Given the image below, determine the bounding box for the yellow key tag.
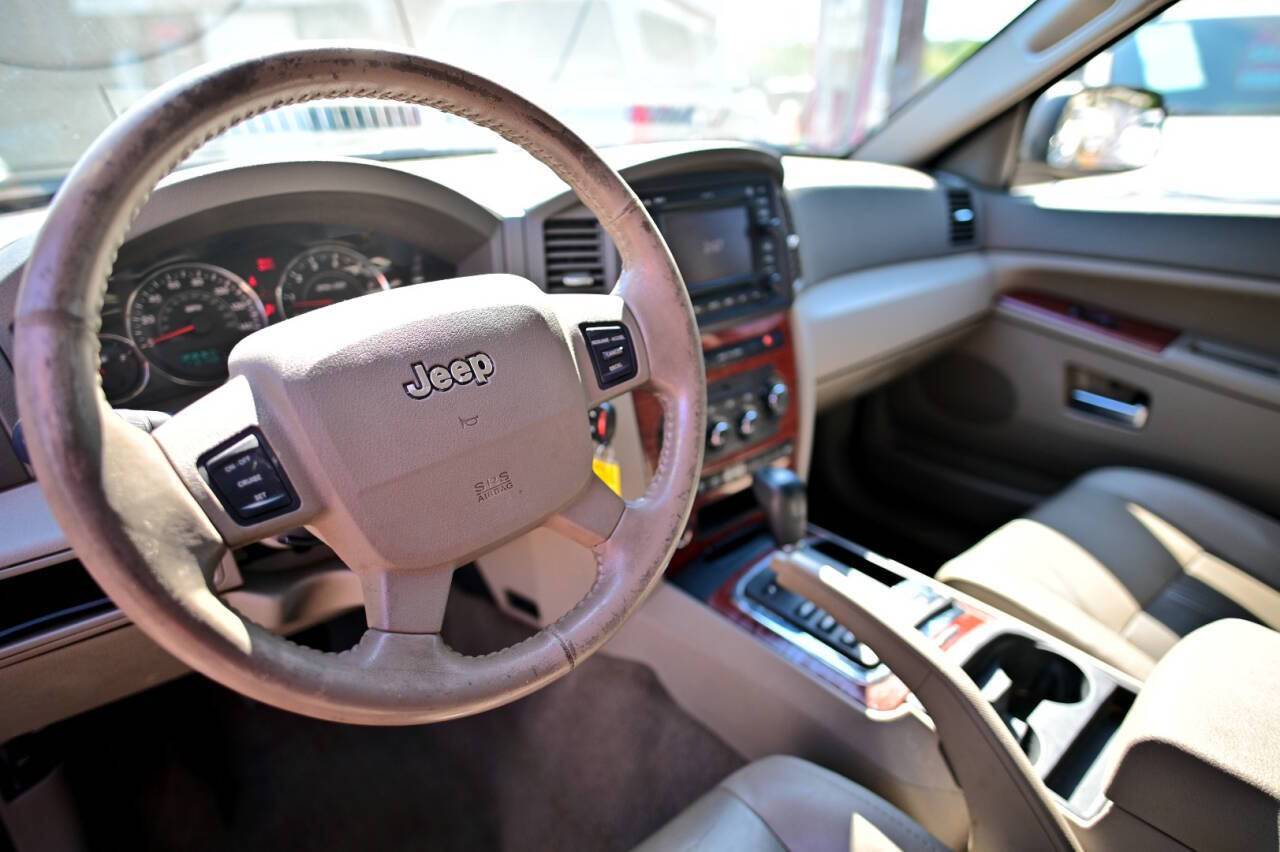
[592,456,623,496]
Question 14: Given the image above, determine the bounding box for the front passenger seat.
[937,467,1280,680]
[636,755,946,852]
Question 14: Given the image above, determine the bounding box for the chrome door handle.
[1069,389,1148,429]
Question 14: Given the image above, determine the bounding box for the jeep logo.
[404,352,495,400]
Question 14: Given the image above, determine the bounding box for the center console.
[676,469,1142,824]
[630,171,801,568]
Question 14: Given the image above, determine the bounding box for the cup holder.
[964,634,1089,759]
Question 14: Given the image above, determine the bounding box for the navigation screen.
[660,205,752,287]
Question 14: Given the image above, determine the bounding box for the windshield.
[0,0,1033,205]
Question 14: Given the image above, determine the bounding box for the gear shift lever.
[752,467,807,549]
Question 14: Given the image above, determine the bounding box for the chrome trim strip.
[732,552,889,687]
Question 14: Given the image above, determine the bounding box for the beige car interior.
[1,1,1279,850]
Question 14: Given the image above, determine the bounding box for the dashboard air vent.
[947,189,976,245]
[544,218,604,290]
[230,102,424,135]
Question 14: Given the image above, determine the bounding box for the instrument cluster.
[100,223,453,408]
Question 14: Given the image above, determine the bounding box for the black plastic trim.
[580,323,638,389]
[197,427,299,525]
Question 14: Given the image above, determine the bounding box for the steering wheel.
[13,46,705,724]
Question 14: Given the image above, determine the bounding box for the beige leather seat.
[636,756,946,852]
[938,467,1280,680]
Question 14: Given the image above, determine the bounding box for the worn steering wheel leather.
[14,46,705,724]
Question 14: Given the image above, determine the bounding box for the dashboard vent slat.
[544,218,604,290]
[947,189,976,245]
[228,101,424,136]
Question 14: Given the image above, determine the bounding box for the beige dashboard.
[0,142,991,740]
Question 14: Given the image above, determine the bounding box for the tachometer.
[276,244,389,318]
[126,263,267,384]
[98,334,148,404]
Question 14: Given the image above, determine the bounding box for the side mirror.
[1043,86,1165,176]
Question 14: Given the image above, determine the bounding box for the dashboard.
[0,143,981,743]
[100,224,454,409]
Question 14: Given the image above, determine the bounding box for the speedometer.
[126,263,267,384]
[276,244,389,318]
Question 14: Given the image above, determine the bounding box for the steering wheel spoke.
[550,291,651,407]
[545,473,626,547]
[359,565,457,634]
[151,376,320,547]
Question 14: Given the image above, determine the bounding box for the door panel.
[885,307,1280,516]
[986,251,1280,360]
[833,213,1280,554]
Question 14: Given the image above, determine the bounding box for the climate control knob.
[738,406,760,438]
[766,381,790,416]
[707,419,732,451]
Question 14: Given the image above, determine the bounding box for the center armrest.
[1104,619,1280,850]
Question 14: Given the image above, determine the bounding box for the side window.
[1013,0,1280,214]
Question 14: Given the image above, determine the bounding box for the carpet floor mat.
[58,590,744,851]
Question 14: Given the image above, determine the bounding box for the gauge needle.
[292,299,335,309]
[149,324,196,345]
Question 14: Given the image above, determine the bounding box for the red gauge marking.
[291,299,335,309]
[148,324,196,345]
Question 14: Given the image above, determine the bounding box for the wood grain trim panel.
[635,311,798,570]
[1000,289,1180,352]
[635,312,798,473]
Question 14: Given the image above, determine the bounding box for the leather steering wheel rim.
[14,45,706,724]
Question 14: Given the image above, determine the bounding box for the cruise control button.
[602,359,632,378]
[200,429,297,524]
[581,323,638,389]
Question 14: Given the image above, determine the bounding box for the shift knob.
[752,467,807,549]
